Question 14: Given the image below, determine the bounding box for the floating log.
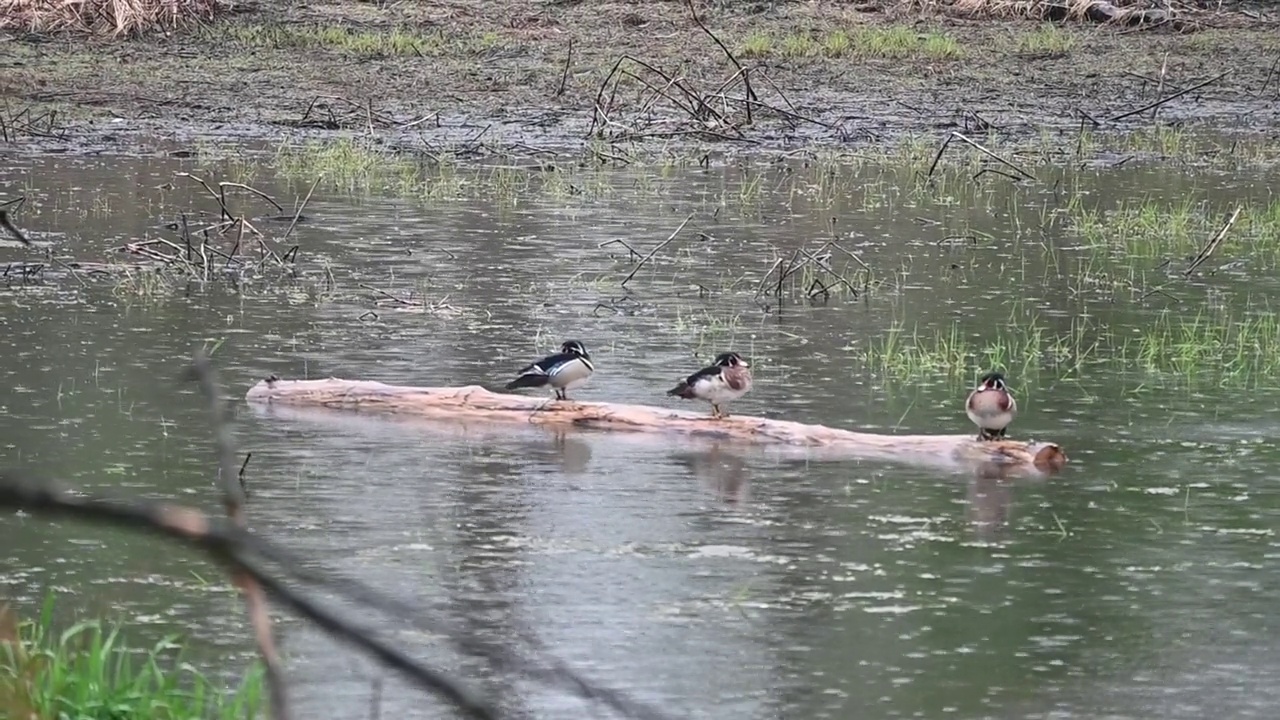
[245,377,1068,476]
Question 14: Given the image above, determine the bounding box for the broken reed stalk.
[555,38,573,98]
[686,0,757,124]
[186,350,289,720]
[283,174,319,241]
[621,213,695,287]
[1108,70,1231,122]
[1184,204,1243,277]
[927,132,1035,181]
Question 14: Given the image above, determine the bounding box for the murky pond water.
[3,140,1280,719]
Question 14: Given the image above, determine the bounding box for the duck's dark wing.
[521,351,577,376]
[666,363,722,397]
[507,351,576,389]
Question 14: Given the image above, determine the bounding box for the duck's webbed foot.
[976,427,1008,442]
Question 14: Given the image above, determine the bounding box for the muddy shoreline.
[2,1,1279,159]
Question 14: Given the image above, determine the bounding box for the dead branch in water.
[0,102,69,143]
[755,236,874,310]
[686,0,757,124]
[38,171,313,289]
[246,377,1068,475]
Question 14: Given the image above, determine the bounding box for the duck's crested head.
[714,352,748,368]
[561,340,589,358]
[977,371,1007,391]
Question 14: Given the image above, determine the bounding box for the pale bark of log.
[245,377,1068,475]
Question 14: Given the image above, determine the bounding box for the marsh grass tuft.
[864,302,1280,387]
[213,22,505,57]
[0,600,263,719]
[1071,197,1280,263]
[275,139,634,203]
[1011,24,1077,55]
[738,25,963,60]
[275,138,430,196]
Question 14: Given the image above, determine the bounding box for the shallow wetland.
[4,1,1280,718]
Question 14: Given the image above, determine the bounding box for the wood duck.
[966,371,1016,441]
[666,351,753,419]
[505,339,594,401]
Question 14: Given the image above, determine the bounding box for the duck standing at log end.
[666,351,753,419]
[505,339,594,401]
[967,371,1017,441]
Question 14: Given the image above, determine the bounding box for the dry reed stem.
[922,0,1174,23]
[0,0,225,37]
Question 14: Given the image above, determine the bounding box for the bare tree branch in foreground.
[0,353,679,720]
[185,349,289,720]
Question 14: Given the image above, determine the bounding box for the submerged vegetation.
[0,602,263,719]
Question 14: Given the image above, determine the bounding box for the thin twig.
[219,182,285,213]
[621,213,694,287]
[925,134,954,179]
[1184,205,1243,277]
[238,452,252,494]
[360,283,421,306]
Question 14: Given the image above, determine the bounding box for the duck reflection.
[547,428,592,475]
[966,463,1017,541]
[673,442,751,505]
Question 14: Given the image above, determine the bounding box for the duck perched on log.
[666,351,753,419]
[966,371,1017,441]
[504,340,594,401]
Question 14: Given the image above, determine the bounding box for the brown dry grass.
[904,0,1262,24]
[0,0,226,37]
[909,0,1139,17]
